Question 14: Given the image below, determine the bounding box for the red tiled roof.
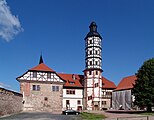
[58,73,83,88]
[30,63,55,72]
[102,77,116,89]
[115,75,137,91]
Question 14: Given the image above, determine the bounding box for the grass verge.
[80,112,106,120]
[139,112,154,116]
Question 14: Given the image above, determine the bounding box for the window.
[47,72,51,79]
[106,92,112,95]
[66,89,75,94]
[95,83,99,87]
[88,96,92,100]
[96,51,98,55]
[96,71,98,75]
[102,101,107,105]
[69,82,75,84]
[56,86,59,91]
[96,61,98,65]
[89,71,92,75]
[33,72,37,78]
[32,85,40,91]
[52,86,59,92]
[44,97,48,101]
[90,40,92,44]
[66,100,70,105]
[90,61,92,65]
[90,51,92,55]
[77,100,81,105]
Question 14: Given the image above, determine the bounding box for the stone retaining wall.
[0,87,23,116]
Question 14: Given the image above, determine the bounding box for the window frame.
[66,89,75,95]
[47,72,51,79]
[52,86,59,92]
[32,85,40,91]
[77,100,81,105]
[33,72,37,78]
[66,100,70,105]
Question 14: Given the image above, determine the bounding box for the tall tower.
[84,22,103,110]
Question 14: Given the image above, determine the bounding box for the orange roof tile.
[30,63,55,72]
[115,75,137,91]
[102,77,116,89]
[58,73,83,88]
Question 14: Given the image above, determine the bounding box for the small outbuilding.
[112,75,137,110]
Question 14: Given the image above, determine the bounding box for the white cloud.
[0,0,23,42]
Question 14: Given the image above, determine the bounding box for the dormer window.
[69,82,75,84]
[33,72,37,78]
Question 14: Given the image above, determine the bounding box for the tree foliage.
[132,58,154,112]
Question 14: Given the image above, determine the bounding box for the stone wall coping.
[0,87,22,97]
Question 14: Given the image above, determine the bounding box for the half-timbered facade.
[16,57,65,112]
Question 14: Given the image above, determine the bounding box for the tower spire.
[39,54,44,64]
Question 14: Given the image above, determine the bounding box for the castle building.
[16,22,116,112]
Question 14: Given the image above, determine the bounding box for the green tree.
[132,58,154,112]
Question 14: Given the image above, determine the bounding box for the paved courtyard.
[0,112,80,120]
[1,111,154,120]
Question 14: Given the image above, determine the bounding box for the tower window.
[90,40,92,44]
[95,83,99,87]
[90,51,92,55]
[96,71,98,75]
[96,51,98,55]
[88,96,92,100]
[90,61,92,65]
[89,71,92,75]
[96,61,98,65]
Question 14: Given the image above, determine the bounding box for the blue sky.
[0,0,154,92]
